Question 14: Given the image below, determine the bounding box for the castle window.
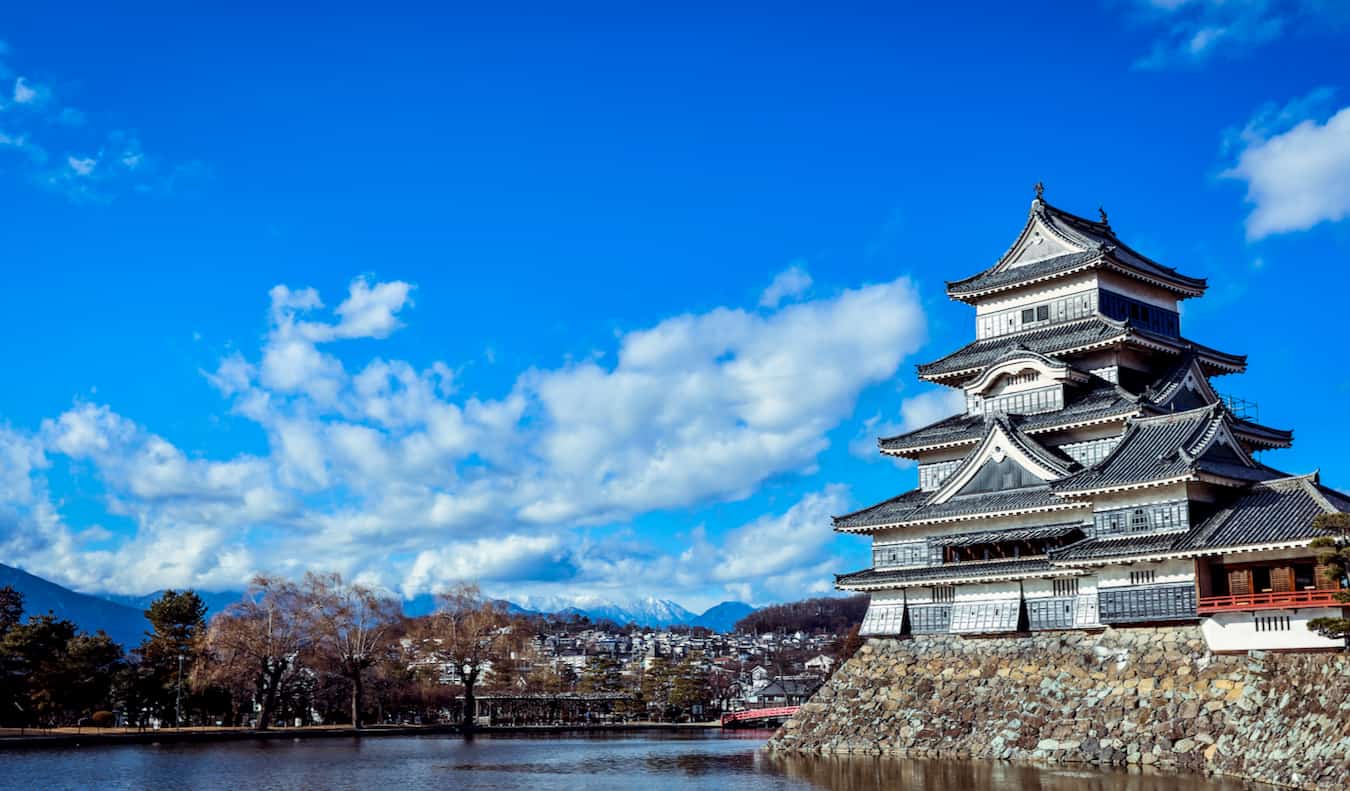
[931,585,956,603]
[1129,569,1157,586]
[1036,305,1049,321]
[1053,578,1079,597]
[1130,509,1151,532]
[1255,614,1290,632]
[1021,308,1035,323]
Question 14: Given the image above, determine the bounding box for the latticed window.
[950,601,1019,632]
[1098,584,1195,623]
[1094,501,1189,537]
[1128,569,1157,586]
[908,605,951,634]
[873,542,930,569]
[930,585,955,603]
[976,289,1099,339]
[1052,578,1079,597]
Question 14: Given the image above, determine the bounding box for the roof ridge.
[1128,402,1220,425]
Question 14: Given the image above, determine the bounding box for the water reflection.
[766,750,1251,791]
[0,732,1251,791]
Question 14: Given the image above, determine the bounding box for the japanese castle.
[838,187,1349,652]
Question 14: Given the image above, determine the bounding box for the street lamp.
[175,653,185,729]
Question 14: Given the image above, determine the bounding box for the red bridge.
[720,706,800,728]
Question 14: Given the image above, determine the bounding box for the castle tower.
[837,188,1348,651]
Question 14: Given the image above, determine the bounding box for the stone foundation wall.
[768,628,1350,790]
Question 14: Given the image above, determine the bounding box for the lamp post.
[175,653,184,729]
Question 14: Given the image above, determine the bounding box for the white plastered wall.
[1201,609,1346,652]
[1097,558,1195,588]
[973,273,1098,316]
[1096,270,1180,311]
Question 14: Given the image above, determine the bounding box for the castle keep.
[837,187,1349,652]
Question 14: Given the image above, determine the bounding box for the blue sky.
[1,2,1349,611]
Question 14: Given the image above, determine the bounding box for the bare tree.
[302,572,400,729]
[204,576,311,730]
[417,583,516,730]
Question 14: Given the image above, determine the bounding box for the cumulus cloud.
[1221,89,1350,239]
[1,274,928,605]
[758,262,813,308]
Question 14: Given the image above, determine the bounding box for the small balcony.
[1198,589,1345,614]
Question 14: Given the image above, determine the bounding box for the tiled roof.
[1052,405,1276,494]
[1231,417,1294,448]
[946,251,1102,296]
[830,488,929,530]
[917,318,1129,379]
[946,201,1206,299]
[833,486,1083,531]
[916,317,1245,381]
[1141,354,1290,447]
[879,377,1137,453]
[932,522,1085,547]
[1172,474,1350,551]
[1049,532,1184,561]
[836,558,1058,588]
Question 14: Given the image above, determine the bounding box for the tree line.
[733,594,868,635]
[0,574,534,731]
[0,573,743,731]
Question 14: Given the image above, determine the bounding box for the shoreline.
[0,722,726,750]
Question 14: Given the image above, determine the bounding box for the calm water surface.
[0,731,1253,791]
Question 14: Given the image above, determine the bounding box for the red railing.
[721,706,799,727]
[1198,589,1345,614]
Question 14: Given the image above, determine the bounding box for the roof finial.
[1034,181,1045,201]
[1098,206,1109,225]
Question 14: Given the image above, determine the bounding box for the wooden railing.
[721,706,799,727]
[1198,589,1344,614]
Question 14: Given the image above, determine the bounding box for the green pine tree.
[1308,513,1350,645]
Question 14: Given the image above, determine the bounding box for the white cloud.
[66,155,96,176]
[3,274,927,604]
[0,45,188,201]
[758,262,813,308]
[1127,0,1345,69]
[13,76,40,104]
[1222,90,1350,239]
[849,387,966,460]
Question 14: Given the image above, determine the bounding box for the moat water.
[0,731,1253,790]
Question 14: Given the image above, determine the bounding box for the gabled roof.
[964,347,1088,395]
[915,315,1246,383]
[1142,354,1293,450]
[945,198,1207,302]
[1172,473,1350,552]
[926,415,1076,499]
[879,375,1139,456]
[1045,473,1350,564]
[1051,404,1278,495]
[841,417,1091,532]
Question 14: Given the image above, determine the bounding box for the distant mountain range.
[0,564,758,645]
[0,564,150,649]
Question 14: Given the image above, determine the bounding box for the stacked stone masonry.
[768,629,1350,790]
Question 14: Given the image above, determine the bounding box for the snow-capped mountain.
[516,594,693,628]
[559,597,696,629]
